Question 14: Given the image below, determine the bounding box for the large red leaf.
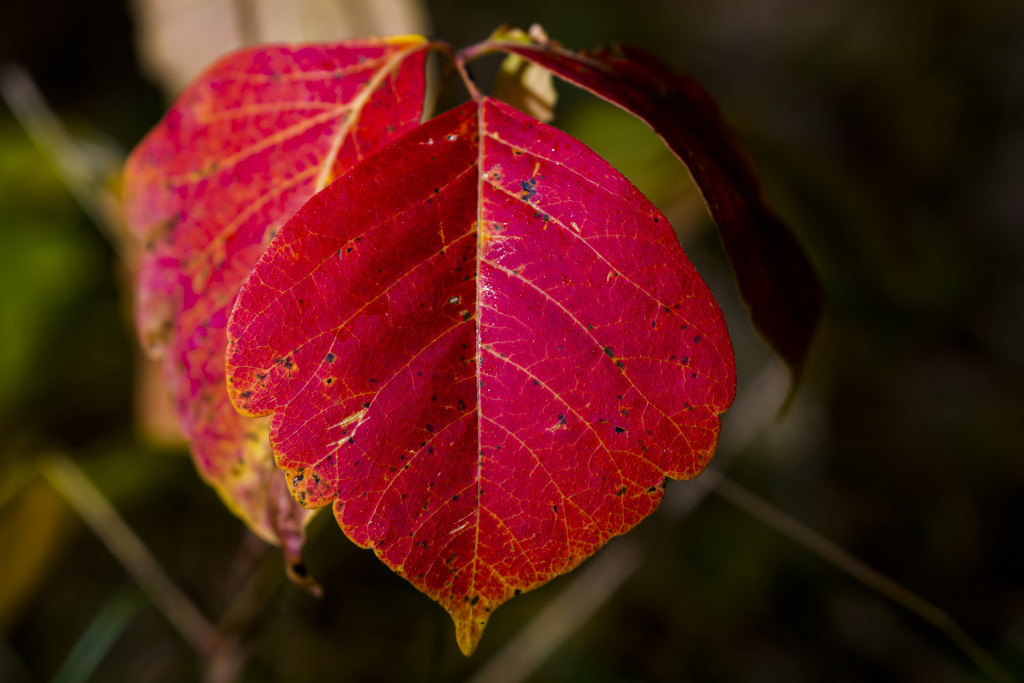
[478,28,821,382]
[226,97,735,653]
[123,37,428,567]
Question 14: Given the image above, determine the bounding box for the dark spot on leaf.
[326,353,335,363]
[694,335,701,344]
[604,347,615,357]
[471,595,480,606]
[520,177,537,201]
[614,426,626,433]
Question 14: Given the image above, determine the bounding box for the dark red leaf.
[226,97,735,653]
[480,29,821,382]
[123,37,428,565]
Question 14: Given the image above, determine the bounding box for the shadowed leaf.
[483,28,821,383]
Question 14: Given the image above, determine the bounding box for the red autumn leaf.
[123,37,429,570]
[479,28,821,382]
[226,97,736,653]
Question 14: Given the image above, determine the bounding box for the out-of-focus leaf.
[492,26,558,123]
[123,37,430,572]
[226,98,735,653]
[481,28,822,383]
[130,0,432,94]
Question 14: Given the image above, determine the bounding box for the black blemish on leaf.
[325,378,333,385]
[681,356,689,365]
[363,402,370,408]
[557,414,567,425]
[603,347,615,357]
[694,335,701,344]
[326,353,336,363]
[471,595,480,606]
[520,177,537,201]
[426,424,434,433]
[614,426,626,433]
[616,361,625,369]
[240,391,252,399]
[691,372,698,379]
[616,485,627,496]
[292,473,304,486]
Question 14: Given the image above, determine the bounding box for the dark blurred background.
[1,1,1022,681]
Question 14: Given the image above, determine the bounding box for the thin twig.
[705,471,1015,683]
[40,454,219,656]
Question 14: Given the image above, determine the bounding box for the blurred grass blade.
[40,454,218,655]
[51,587,145,683]
[707,472,1015,683]
[0,63,128,261]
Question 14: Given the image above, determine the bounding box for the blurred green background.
[1,0,1022,681]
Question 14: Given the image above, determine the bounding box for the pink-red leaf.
[123,37,428,567]
[226,97,735,653]
[481,29,821,381]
